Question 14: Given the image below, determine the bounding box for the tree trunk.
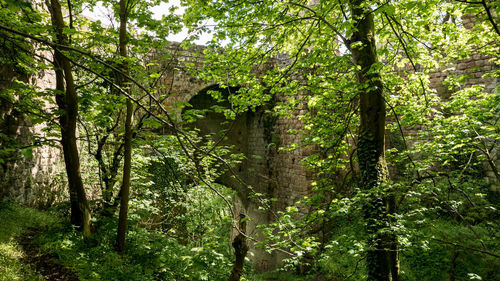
[229,214,248,281]
[116,0,133,255]
[388,194,400,281]
[449,250,459,281]
[46,0,92,238]
[96,133,123,217]
[348,1,398,280]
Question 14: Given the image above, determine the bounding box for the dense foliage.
[0,0,499,280]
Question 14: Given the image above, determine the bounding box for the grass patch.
[0,201,58,281]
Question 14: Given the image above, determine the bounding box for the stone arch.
[183,84,251,201]
[183,84,285,271]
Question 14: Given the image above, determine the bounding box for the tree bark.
[46,0,92,238]
[449,250,459,281]
[116,0,134,255]
[348,1,398,280]
[228,214,248,281]
[96,132,123,217]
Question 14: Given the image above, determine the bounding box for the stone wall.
[153,46,316,269]
[0,62,65,207]
[184,87,314,270]
[428,54,499,192]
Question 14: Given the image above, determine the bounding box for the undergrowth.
[34,213,235,280]
[0,201,57,281]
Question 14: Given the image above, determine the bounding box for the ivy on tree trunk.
[348,1,399,280]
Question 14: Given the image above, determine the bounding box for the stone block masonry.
[0,62,66,208]
[428,54,499,192]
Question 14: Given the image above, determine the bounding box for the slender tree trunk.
[116,0,133,255]
[229,214,248,281]
[388,194,400,281]
[449,250,459,281]
[96,133,123,217]
[348,1,398,280]
[47,0,92,238]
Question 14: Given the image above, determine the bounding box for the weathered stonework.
[425,50,499,192]
[168,42,499,268]
[149,46,317,269]
[0,62,66,207]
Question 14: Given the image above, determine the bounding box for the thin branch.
[432,238,500,258]
[288,1,351,49]
[481,0,500,37]
[75,76,99,90]
[384,13,430,107]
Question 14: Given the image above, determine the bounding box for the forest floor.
[0,202,77,281]
[0,202,311,281]
[18,226,79,280]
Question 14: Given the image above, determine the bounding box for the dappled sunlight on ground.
[0,203,55,281]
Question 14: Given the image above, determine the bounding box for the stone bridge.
[152,44,314,269]
[0,42,314,270]
[1,38,499,270]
